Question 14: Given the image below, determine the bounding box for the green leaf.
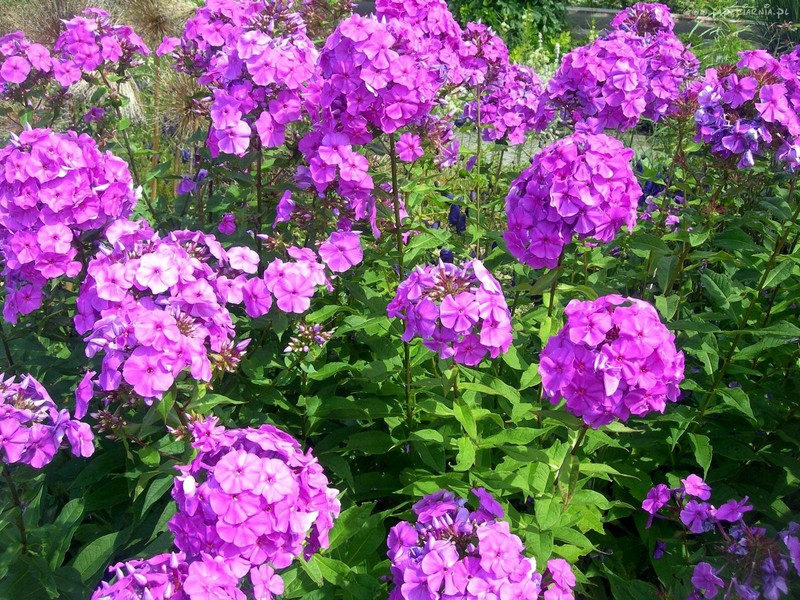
[346,431,395,454]
[190,393,244,413]
[453,399,477,440]
[46,498,85,570]
[630,233,671,254]
[762,259,796,290]
[654,295,680,321]
[605,569,661,600]
[688,433,713,478]
[71,532,121,582]
[701,273,730,309]
[453,437,476,471]
[719,387,756,422]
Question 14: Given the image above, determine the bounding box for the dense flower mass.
[643,474,800,599]
[609,3,675,36]
[163,0,318,157]
[387,259,512,366]
[0,128,138,324]
[464,63,545,145]
[505,133,641,270]
[539,295,684,427]
[693,49,800,169]
[52,8,149,87]
[314,11,445,136]
[375,0,467,86]
[539,3,696,131]
[387,489,576,599]
[91,552,190,600]
[169,417,341,582]
[0,9,148,97]
[0,373,93,468]
[75,220,255,404]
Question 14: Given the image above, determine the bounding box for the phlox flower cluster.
[0,9,148,97]
[463,64,545,145]
[458,22,509,87]
[74,220,256,403]
[539,3,696,132]
[609,2,675,34]
[386,259,512,366]
[316,13,443,138]
[539,295,684,428]
[0,373,93,468]
[505,133,641,270]
[94,551,286,600]
[0,128,137,324]
[692,49,800,169]
[52,8,149,87]
[296,12,444,221]
[643,474,800,599]
[162,0,318,157]
[168,417,341,591]
[374,0,467,86]
[387,489,577,600]
[536,30,647,132]
[91,552,189,600]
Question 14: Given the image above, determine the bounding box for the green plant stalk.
[99,72,155,218]
[389,133,413,432]
[695,177,799,424]
[2,465,27,553]
[150,55,161,204]
[474,84,483,259]
[0,321,13,367]
[547,256,565,318]
[553,423,589,490]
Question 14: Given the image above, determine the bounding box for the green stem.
[547,259,564,318]
[0,321,13,367]
[553,424,589,489]
[2,465,27,553]
[695,177,798,425]
[389,133,413,432]
[99,72,154,218]
[474,84,483,259]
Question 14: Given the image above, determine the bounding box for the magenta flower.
[0,128,136,324]
[216,121,252,156]
[218,213,236,235]
[682,474,712,501]
[505,133,641,270]
[168,418,340,576]
[680,500,715,534]
[122,347,174,399]
[0,55,30,83]
[388,489,575,599]
[692,562,724,599]
[76,222,257,404]
[388,260,512,365]
[715,497,753,523]
[396,133,424,162]
[540,295,684,427]
[0,373,93,467]
[318,231,363,273]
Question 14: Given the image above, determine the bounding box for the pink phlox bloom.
[318,231,363,273]
[681,474,712,501]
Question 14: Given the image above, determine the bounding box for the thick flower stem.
[2,465,27,553]
[474,84,483,259]
[0,321,13,367]
[389,133,413,431]
[99,71,155,218]
[151,55,161,204]
[695,177,798,426]
[553,424,589,491]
